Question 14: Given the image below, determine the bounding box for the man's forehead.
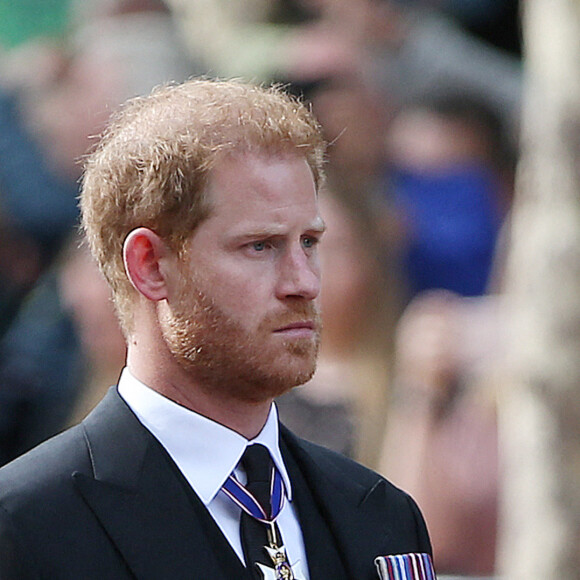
[205,151,317,208]
[209,149,314,180]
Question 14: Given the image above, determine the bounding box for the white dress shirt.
[118,368,309,578]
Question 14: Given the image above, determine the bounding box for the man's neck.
[126,351,273,439]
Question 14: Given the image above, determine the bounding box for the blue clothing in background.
[390,162,502,297]
[0,89,80,464]
[0,89,78,253]
[0,269,82,466]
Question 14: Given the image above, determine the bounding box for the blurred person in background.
[58,238,127,425]
[377,91,516,578]
[0,230,127,466]
[0,74,79,465]
[0,0,195,466]
[384,91,515,300]
[162,0,379,83]
[0,83,78,336]
[379,290,504,577]
[0,8,80,455]
[365,0,522,135]
[308,75,395,200]
[10,0,195,184]
[161,0,522,138]
[0,250,81,467]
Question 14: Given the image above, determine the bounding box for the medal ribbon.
[222,465,285,524]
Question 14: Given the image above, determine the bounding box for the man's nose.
[275,244,321,301]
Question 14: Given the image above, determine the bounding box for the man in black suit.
[0,78,431,579]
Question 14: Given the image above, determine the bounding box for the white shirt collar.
[117,368,292,505]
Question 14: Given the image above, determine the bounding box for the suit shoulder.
[0,422,116,576]
[281,425,398,491]
[281,426,433,555]
[0,424,90,505]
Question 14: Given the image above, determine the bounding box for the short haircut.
[80,78,326,336]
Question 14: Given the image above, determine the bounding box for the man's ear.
[123,228,171,301]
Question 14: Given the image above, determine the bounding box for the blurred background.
[3,1,578,578]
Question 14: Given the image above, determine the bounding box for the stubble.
[159,281,321,403]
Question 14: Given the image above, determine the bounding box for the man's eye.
[252,241,267,251]
[302,236,317,249]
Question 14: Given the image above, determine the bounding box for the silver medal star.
[254,544,297,580]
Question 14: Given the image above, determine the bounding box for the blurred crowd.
[0,0,522,577]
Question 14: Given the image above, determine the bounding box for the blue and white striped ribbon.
[222,466,285,524]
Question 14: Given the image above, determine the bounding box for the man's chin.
[276,356,318,391]
[245,357,318,402]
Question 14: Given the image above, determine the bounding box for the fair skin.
[123,152,325,438]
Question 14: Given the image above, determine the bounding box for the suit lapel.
[73,388,244,580]
[281,440,348,579]
[281,426,397,580]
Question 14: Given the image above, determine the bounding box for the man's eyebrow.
[230,218,326,240]
[309,217,327,233]
[229,225,286,241]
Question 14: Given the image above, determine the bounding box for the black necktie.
[240,444,284,578]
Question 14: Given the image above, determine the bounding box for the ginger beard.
[158,271,322,403]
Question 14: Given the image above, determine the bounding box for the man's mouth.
[273,320,317,338]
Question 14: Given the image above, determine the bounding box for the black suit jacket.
[0,388,431,579]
